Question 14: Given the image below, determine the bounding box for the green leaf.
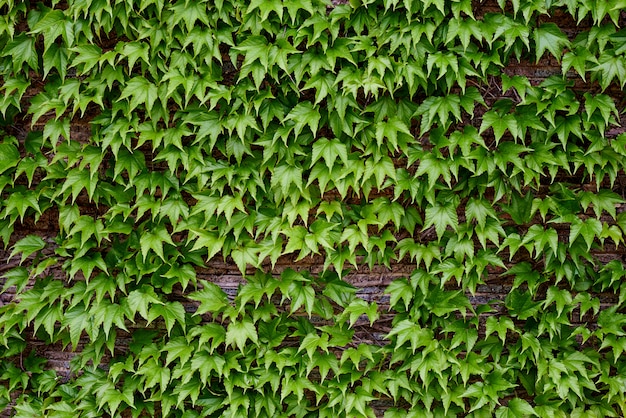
[127,285,164,321]
[163,337,194,367]
[147,301,186,336]
[311,137,349,171]
[415,153,452,191]
[0,142,19,174]
[272,164,303,197]
[417,94,461,133]
[190,351,226,385]
[496,398,537,417]
[118,76,160,116]
[466,197,498,228]
[562,48,595,80]
[140,226,175,261]
[2,34,38,72]
[423,198,459,241]
[386,319,433,353]
[485,315,515,344]
[283,101,321,137]
[10,235,45,264]
[506,289,540,320]
[503,191,533,225]
[583,93,618,127]
[225,319,258,352]
[69,44,102,75]
[287,281,316,316]
[479,109,519,143]
[298,332,330,360]
[1,267,30,294]
[589,51,626,90]
[247,0,283,21]
[569,217,602,251]
[533,23,570,62]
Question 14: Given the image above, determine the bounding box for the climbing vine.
[1,0,626,416]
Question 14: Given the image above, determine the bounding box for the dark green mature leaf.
[2,34,38,72]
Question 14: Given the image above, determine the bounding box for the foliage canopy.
[1,0,626,416]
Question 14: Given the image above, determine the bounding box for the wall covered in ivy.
[1,0,626,416]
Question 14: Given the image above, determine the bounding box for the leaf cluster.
[1,0,626,416]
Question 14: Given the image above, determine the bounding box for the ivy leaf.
[118,76,159,116]
[385,278,414,311]
[147,301,186,336]
[415,154,452,190]
[127,285,164,321]
[283,102,321,137]
[272,164,303,196]
[479,109,519,144]
[311,137,349,171]
[190,351,226,385]
[1,267,30,294]
[506,289,540,320]
[247,0,283,21]
[417,94,461,133]
[375,117,413,152]
[287,281,316,316]
[189,281,229,316]
[426,51,458,80]
[589,52,626,90]
[298,332,330,360]
[583,93,618,127]
[503,191,533,225]
[502,74,531,101]
[485,316,515,343]
[569,217,602,251]
[562,48,595,80]
[533,23,570,62]
[423,199,459,241]
[69,44,102,75]
[2,34,38,72]
[225,319,258,352]
[140,226,175,261]
[496,398,537,417]
[29,8,74,54]
[0,142,19,174]
[386,319,433,353]
[466,197,498,228]
[9,235,45,264]
[163,337,194,367]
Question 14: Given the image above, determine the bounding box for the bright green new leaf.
[140,226,175,261]
[118,76,160,115]
[311,137,349,170]
[533,23,570,62]
[569,217,602,251]
[9,235,45,264]
[225,319,258,352]
[423,200,459,241]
